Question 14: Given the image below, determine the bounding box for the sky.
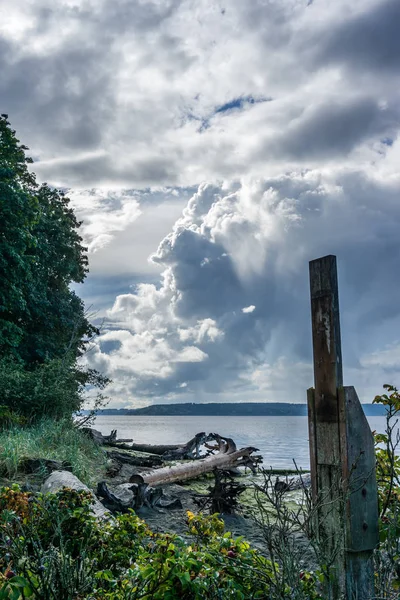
[1,0,400,407]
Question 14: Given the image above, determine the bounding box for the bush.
[0,355,109,421]
[0,486,322,600]
[373,385,400,597]
[0,405,26,429]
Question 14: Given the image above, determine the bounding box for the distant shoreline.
[85,402,386,418]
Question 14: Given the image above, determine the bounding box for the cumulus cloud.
[242,306,256,314]
[84,166,400,406]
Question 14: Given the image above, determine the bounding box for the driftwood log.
[96,434,261,511]
[82,428,208,460]
[107,450,163,469]
[131,434,262,487]
[127,432,209,459]
[97,481,182,512]
[81,428,133,446]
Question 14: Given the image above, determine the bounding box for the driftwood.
[127,432,209,460]
[81,428,133,446]
[95,435,261,510]
[19,458,72,475]
[193,469,246,514]
[82,428,207,460]
[107,450,163,469]
[132,434,262,487]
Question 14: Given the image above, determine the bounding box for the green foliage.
[0,486,322,599]
[373,384,400,518]
[0,115,109,418]
[0,355,109,421]
[0,114,92,363]
[0,406,26,429]
[0,418,106,484]
[373,385,400,596]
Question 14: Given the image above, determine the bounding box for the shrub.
[0,486,323,599]
[0,355,109,422]
[373,385,400,597]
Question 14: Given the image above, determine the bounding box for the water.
[93,415,390,470]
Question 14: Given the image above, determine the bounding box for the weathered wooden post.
[307,255,378,599]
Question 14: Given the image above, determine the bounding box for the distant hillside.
[93,402,387,417]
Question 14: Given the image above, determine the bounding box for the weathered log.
[127,432,208,460]
[19,457,72,475]
[107,450,163,469]
[81,428,133,446]
[131,434,262,487]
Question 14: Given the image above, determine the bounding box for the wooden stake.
[308,255,378,599]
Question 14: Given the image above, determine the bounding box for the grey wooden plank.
[341,386,379,552]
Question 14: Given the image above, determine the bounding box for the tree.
[0,114,108,418]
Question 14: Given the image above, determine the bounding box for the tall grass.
[0,419,106,485]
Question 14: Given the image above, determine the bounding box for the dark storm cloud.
[316,0,400,73]
[97,0,181,35]
[272,98,397,160]
[2,0,399,188]
[0,41,116,153]
[36,153,179,188]
[0,0,185,183]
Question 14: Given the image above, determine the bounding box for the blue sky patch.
[214,95,268,114]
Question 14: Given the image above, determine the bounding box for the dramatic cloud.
[3,0,400,406]
[2,0,399,187]
[85,166,400,406]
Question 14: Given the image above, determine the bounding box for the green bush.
[0,486,322,600]
[373,385,400,596]
[0,355,109,421]
[0,406,26,429]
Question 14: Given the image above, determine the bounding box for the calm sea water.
[92,415,390,470]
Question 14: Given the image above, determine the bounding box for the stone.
[41,470,110,519]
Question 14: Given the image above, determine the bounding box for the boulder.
[41,470,110,519]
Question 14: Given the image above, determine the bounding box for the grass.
[0,418,107,485]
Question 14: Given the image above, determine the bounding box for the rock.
[97,481,183,512]
[41,470,110,519]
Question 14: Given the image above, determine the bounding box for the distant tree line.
[94,402,386,417]
[0,115,109,421]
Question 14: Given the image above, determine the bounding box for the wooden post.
[308,255,345,598]
[307,255,378,599]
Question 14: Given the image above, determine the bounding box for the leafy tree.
[0,114,108,418]
[0,115,38,352]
